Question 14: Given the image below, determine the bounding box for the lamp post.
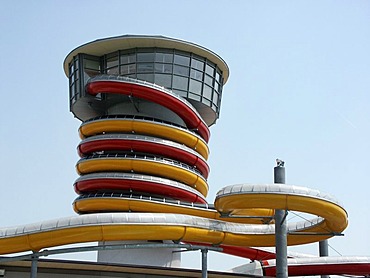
[274,159,288,278]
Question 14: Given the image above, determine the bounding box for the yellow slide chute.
[0,183,347,255]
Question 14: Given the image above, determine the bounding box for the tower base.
[97,240,181,267]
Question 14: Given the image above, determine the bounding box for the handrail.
[75,193,215,210]
[77,153,204,177]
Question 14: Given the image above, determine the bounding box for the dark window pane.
[106,66,119,75]
[121,54,136,64]
[69,67,74,79]
[173,75,188,90]
[189,79,202,94]
[190,69,203,81]
[137,73,154,83]
[216,70,221,82]
[71,83,75,97]
[204,75,213,86]
[203,84,212,100]
[137,63,154,73]
[191,59,204,71]
[214,81,220,92]
[74,58,79,70]
[173,65,189,76]
[84,59,100,70]
[213,92,219,105]
[83,56,101,79]
[120,64,136,75]
[203,99,211,106]
[205,63,214,76]
[85,69,100,78]
[70,63,74,74]
[137,53,155,62]
[120,55,128,64]
[189,93,201,101]
[155,53,173,63]
[107,56,118,68]
[154,74,172,88]
[155,63,172,73]
[174,54,190,66]
[72,69,78,82]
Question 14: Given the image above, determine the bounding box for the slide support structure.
[319,240,330,278]
[274,160,288,278]
[201,249,208,278]
[0,243,220,278]
[30,252,38,278]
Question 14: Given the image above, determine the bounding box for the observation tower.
[63,35,229,266]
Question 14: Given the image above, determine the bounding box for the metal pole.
[319,240,329,278]
[319,239,329,256]
[274,159,288,278]
[201,249,208,278]
[30,253,38,278]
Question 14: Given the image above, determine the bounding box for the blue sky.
[0,0,369,271]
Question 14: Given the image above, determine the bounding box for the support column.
[201,249,208,278]
[274,159,288,278]
[319,240,329,278]
[30,253,38,278]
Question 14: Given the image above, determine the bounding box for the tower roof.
[63,35,229,83]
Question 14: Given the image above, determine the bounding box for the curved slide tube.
[85,76,210,142]
[1,219,368,275]
[1,184,348,251]
[77,134,209,178]
[74,173,208,204]
[215,184,348,234]
[71,184,347,245]
[79,116,209,160]
[73,194,273,225]
[76,154,209,197]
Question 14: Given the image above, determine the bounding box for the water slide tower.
[63,35,229,266]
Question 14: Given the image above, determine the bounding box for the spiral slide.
[1,77,369,277]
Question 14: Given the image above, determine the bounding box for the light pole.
[274,159,288,278]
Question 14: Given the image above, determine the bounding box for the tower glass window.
[66,38,228,126]
[174,53,190,66]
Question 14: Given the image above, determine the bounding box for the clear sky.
[0,0,369,271]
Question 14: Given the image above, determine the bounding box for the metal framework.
[0,243,223,278]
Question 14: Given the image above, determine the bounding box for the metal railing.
[0,242,223,278]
